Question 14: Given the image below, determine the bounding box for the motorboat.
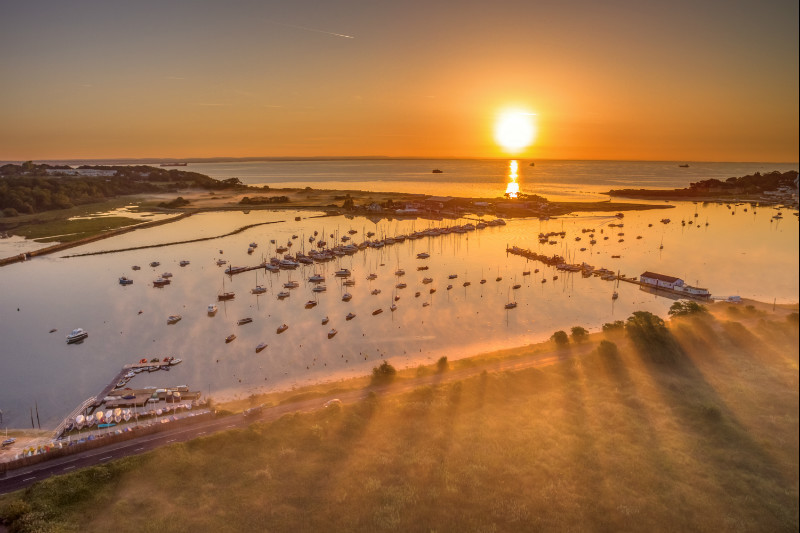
[277,291,290,298]
[390,304,397,311]
[251,285,267,294]
[372,308,383,315]
[218,291,235,301]
[416,252,430,259]
[150,261,160,267]
[430,288,436,294]
[277,324,289,334]
[396,283,407,289]
[153,278,171,287]
[395,269,405,276]
[328,329,338,339]
[343,279,356,286]
[180,260,190,266]
[447,285,453,290]
[161,272,173,278]
[284,280,300,289]
[513,284,521,289]
[422,277,433,284]
[255,342,268,353]
[208,304,218,315]
[342,293,353,301]
[238,317,253,325]
[216,259,227,266]
[167,315,182,325]
[422,302,430,307]
[417,266,429,271]
[322,316,330,325]
[66,328,88,344]
[132,265,141,270]
[312,285,327,293]
[308,274,325,283]
[366,273,377,280]
[346,312,356,320]
[119,276,133,285]
[463,281,471,287]
[225,334,236,343]
[371,289,381,295]
[415,292,421,297]
[448,274,458,279]
[305,300,318,308]
[505,302,517,309]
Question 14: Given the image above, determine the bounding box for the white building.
[640,271,683,290]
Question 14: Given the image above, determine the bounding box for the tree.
[551,330,569,345]
[668,300,708,317]
[371,361,397,384]
[602,320,625,332]
[625,311,681,364]
[597,340,618,358]
[436,356,449,373]
[571,326,589,342]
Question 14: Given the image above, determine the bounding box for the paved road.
[0,342,591,496]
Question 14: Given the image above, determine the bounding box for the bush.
[371,361,397,384]
[668,300,708,317]
[2,207,19,217]
[625,311,682,364]
[436,356,449,373]
[597,340,618,358]
[570,326,589,342]
[602,320,625,332]
[551,330,569,345]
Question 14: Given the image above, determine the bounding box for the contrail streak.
[273,22,354,39]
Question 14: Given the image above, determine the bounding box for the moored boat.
[277,324,289,334]
[66,328,88,344]
[256,342,268,353]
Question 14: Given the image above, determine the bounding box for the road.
[0,342,592,495]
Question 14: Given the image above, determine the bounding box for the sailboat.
[505,288,517,309]
[218,275,235,301]
[251,270,267,294]
[612,271,620,300]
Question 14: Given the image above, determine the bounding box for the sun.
[494,109,536,154]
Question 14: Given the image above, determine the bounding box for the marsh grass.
[2,314,797,532]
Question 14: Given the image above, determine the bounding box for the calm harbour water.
[0,159,797,428]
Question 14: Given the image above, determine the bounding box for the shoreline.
[0,186,672,265]
[3,297,795,436]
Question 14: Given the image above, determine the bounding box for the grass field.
[1,310,797,532]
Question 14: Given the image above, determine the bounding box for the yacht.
[416,252,430,259]
[396,283,407,289]
[346,312,356,320]
[463,281,471,287]
[216,259,227,266]
[422,277,433,284]
[342,293,353,302]
[225,334,236,343]
[505,302,517,309]
[328,329,338,339]
[372,308,383,315]
[284,280,300,289]
[448,274,458,279]
[366,273,377,280]
[312,285,327,293]
[161,272,173,278]
[277,291,290,299]
[343,279,356,286]
[132,265,141,270]
[255,342,268,353]
[150,261,160,267]
[207,304,218,316]
[119,276,133,285]
[395,269,405,276]
[218,291,235,301]
[277,324,289,334]
[513,284,521,290]
[179,260,190,266]
[371,289,381,295]
[335,268,351,277]
[308,274,325,283]
[251,285,267,294]
[167,315,182,325]
[238,317,253,325]
[153,278,171,287]
[321,316,330,325]
[305,300,318,308]
[66,328,88,344]
[447,285,453,290]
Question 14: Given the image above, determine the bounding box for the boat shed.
[640,271,684,290]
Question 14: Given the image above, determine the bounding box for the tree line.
[0,163,245,216]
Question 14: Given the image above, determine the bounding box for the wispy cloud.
[272,22,354,39]
[195,103,232,107]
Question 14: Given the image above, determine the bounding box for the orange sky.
[1,1,797,162]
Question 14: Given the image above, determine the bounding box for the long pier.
[91,361,180,409]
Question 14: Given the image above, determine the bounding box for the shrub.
[625,311,682,364]
[436,356,449,372]
[371,361,397,384]
[551,330,569,345]
[668,300,708,317]
[597,340,618,358]
[570,326,589,342]
[2,207,19,217]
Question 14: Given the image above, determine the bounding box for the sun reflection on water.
[505,160,519,198]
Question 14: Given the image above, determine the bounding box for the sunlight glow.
[505,160,519,198]
[494,110,536,154]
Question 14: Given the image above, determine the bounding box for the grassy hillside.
[1,310,797,532]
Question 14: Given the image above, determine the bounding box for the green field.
[1,310,797,532]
